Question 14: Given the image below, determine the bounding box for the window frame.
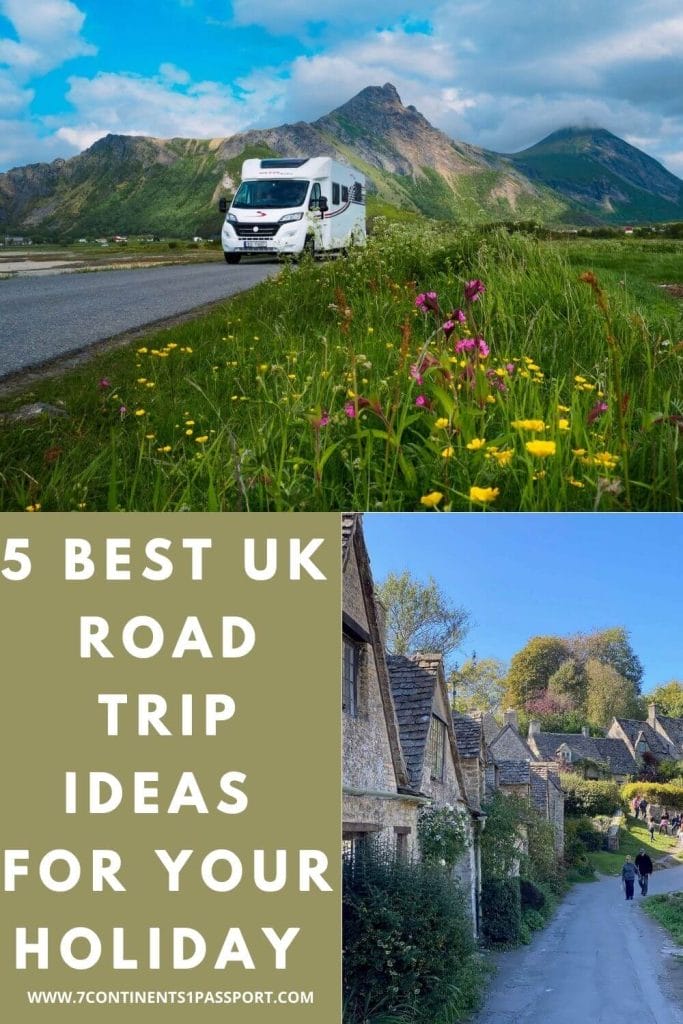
[427,714,446,781]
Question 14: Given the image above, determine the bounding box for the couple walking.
[621,850,653,900]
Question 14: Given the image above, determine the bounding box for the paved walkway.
[471,865,683,1024]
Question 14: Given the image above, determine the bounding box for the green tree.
[571,627,643,692]
[451,656,507,712]
[585,658,640,728]
[504,636,571,709]
[547,658,587,705]
[377,571,470,663]
[648,681,683,718]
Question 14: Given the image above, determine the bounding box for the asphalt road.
[471,864,683,1024]
[0,261,277,380]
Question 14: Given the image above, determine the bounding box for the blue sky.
[1,1,683,175]
[362,513,683,693]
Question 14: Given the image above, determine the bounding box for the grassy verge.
[588,815,682,876]
[1,224,682,511]
[642,891,683,946]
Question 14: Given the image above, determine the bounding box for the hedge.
[561,775,621,816]
[621,782,683,809]
[481,878,522,945]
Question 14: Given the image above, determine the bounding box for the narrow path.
[471,865,683,1024]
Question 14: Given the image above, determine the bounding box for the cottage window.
[427,715,446,780]
[636,739,647,753]
[343,637,361,716]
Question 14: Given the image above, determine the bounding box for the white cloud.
[159,62,191,86]
[0,0,96,78]
[230,0,432,32]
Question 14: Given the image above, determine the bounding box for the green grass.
[0,225,682,511]
[642,891,683,945]
[588,815,682,876]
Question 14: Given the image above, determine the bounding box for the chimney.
[504,710,519,731]
[648,702,657,726]
[528,719,541,737]
[581,726,590,738]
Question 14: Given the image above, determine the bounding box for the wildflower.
[98,377,111,389]
[567,477,584,488]
[451,308,467,323]
[420,491,443,508]
[415,291,438,312]
[558,419,570,431]
[415,395,427,408]
[526,440,556,457]
[511,419,546,432]
[491,449,513,467]
[185,429,194,436]
[137,347,148,354]
[572,448,587,456]
[442,320,456,337]
[119,405,127,418]
[587,401,608,425]
[195,435,209,444]
[469,486,499,504]
[466,438,487,451]
[135,409,146,417]
[558,404,571,413]
[185,420,195,426]
[344,402,356,418]
[506,363,516,375]
[592,451,619,471]
[157,445,172,453]
[441,446,455,459]
[434,418,450,430]
[25,503,41,512]
[464,279,486,302]
[409,364,424,385]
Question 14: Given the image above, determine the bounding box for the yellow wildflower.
[567,477,584,488]
[466,438,487,451]
[492,449,514,467]
[157,445,172,453]
[135,409,145,417]
[420,491,444,508]
[558,419,570,431]
[441,446,455,459]
[469,486,500,504]
[434,417,450,430]
[511,419,546,432]
[185,429,194,436]
[195,435,209,444]
[572,448,587,456]
[558,404,571,413]
[25,503,41,512]
[185,420,195,426]
[526,440,556,457]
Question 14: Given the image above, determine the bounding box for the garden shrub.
[519,878,546,911]
[564,817,602,867]
[621,781,683,810]
[343,844,484,1023]
[481,878,522,945]
[417,803,470,869]
[561,775,621,816]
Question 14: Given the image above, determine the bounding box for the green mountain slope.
[1,87,680,238]
[508,127,683,223]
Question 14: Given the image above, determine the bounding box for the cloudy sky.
[1,0,682,174]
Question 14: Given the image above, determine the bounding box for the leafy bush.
[561,775,621,816]
[520,907,547,944]
[417,803,470,869]
[343,845,484,1023]
[481,878,522,945]
[564,817,602,867]
[621,781,683,810]
[519,878,546,911]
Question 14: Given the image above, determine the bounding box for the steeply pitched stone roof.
[657,715,683,749]
[614,719,670,757]
[531,732,637,775]
[387,653,438,791]
[529,766,548,812]
[452,712,482,759]
[497,760,531,785]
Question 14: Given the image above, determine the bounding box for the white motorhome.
[219,156,366,263]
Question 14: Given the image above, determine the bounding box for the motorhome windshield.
[232,179,309,209]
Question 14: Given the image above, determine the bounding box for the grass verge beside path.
[643,892,683,946]
[0,224,682,511]
[589,815,683,876]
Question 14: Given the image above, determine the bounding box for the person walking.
[621,855,638,901]
[648,816,656,841]
[632,795,641,819]
[635,849,653,895]
[639,797,648,820]
[659,810,670,835]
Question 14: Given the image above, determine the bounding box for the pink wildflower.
[442,320,456,337]
[98,377,111,390]
[476,337,490,357]
[415,290,439,312]
[344,402,356,418]
[455,338,476,354]
[587,400,608,425]
[410,364,424,385]
[464,279,486,302]
[415,394,427,407]
[506,363,516,374]
[118,405,127,418]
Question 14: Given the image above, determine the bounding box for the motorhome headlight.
[279,211,304,223]
[226,213,238,224]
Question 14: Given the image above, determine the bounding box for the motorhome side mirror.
[318,197,329,213]
[218,198,228,213]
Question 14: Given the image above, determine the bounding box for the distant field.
[0,226,681,511]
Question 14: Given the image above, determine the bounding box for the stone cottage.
[527,721,637,784]
[387,650,483,932]
[342,514,423,859]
